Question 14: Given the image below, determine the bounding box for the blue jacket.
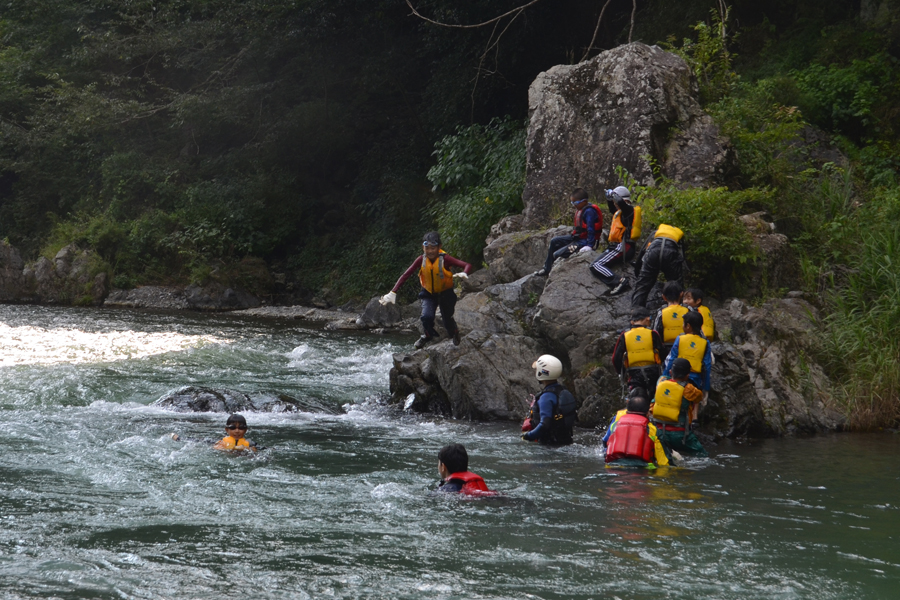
[663,334,712,392]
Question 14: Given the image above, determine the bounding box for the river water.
[0,305,897,599]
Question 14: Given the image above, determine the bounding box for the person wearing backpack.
[521,355,577,445]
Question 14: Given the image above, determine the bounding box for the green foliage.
[663,7,738,104]
[427,117,526,263]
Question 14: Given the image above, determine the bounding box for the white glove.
[453,272,469,280]
[379,291,396,306]
[578,245,592,253]
[701,391,709,407]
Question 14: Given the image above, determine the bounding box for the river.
[0,305,897,599]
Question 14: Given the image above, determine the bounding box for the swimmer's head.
[225,413,248,436]
[438,443,468,475]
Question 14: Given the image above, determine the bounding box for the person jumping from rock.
[631,223,686,309]
[534,188,602,277]
[589,186,640,295]
[521,355,577,445]
[380,231,471,349]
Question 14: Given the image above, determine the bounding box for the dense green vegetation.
[3,1,900,425]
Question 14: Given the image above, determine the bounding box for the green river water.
[0,305,897,599]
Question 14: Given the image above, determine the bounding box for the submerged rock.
[153,386,340,414]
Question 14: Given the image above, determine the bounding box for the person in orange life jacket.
[652,281,686,359]
[521,355,577,445]
[380,232,472,350]
[603,388,669,467]
[534,188,602,276]
[631,223,686,309]
[171,413,259,451]
[651,358,708,456]
[683,287,715,340]
[589,186,637,296]
[435,443,496,495]
[662,310,712,396]
[611,306,664,399]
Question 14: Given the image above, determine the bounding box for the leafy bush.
[427,117,525,263]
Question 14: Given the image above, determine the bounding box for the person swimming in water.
[171,413,259,452]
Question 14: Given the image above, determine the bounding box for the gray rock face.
[105,284,260,311]
[0,241,25,302]
[522,42,734,227]
[483,226,569,284]
[153,386,340,414]
[738,212,801,298]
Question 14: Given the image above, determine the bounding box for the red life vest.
[572,204,603,240]
[447,471,498,496]
[605,412,654,463]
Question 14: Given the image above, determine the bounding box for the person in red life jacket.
[603,388,669,468]
[662,310,712,398]
[534,188,602,277]
[521,355,578,445]
[631,223,686,309]
[651,358,708,457]
[683,287,715,340]
[652,281,686,359]
[589,186,640,296]
[611,306,664,399]
[435,443,496,496]
[379,231,472,349]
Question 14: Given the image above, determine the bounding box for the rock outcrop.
[153,385,340,414]
[522,42,734,227]
[1,244,110,305]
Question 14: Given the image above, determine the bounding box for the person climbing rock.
[611,306,664,399]
[651,358,708,457]
[589,186,641,295]
[631,223,686,309]
[521,355,577,445]
[380,231,471,349]
[603,388,669,468]
[535,188,602,276]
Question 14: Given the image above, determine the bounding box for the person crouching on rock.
[435,443,497,496]
[603,388,669,468]
[534,188,602,277]
[379,231,471,350]
[521,355,577,445]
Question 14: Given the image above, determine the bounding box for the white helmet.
[612,186,631,201]
[532,355,563,381]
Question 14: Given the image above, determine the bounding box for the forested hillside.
[3,1,900,428]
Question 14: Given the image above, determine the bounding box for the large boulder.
[22,245,109,305]
[483,226,569,284]
[522,42,734,227]
[153,385,340,414]
[454,274,545,336]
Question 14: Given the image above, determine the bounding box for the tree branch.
[580,0,614,62]
[405,0,545,28]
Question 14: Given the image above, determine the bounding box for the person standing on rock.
[662,310,712,399]
[611,306,664,399]
[652,281,686,359]
[521,355,577,445]
[589,186,640,295]
[379,231,471,349]
[534,188,602,277]
[631,224,686,309]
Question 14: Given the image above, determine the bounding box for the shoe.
[534,268,547,277]
[414,335,431,349]
[609,277,630,296]
[451,328,461,346]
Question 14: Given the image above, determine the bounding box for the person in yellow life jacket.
[379,232,472,349]
[652,281,686,358]
[631,223,686,309]
[611,306,664,398]
[603,388,669,468]
[663,310,712,395]
[684,288,715,340]
[534,188,602,277]
[214,414,258,452]
[652,358,708,456]
[589,186,640,296]
[434,443,498,496]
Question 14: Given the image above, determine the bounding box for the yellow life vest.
[676,334,708,374]
[652,379,686,424]
[419,251,454,294]
[654,224,684,242]
[624,327,658,367]
[697,305,714,339]
[608,206,642,243]
[218,436,250,450]
[661,305,685,344]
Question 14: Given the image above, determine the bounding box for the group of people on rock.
[369,184,717,492]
